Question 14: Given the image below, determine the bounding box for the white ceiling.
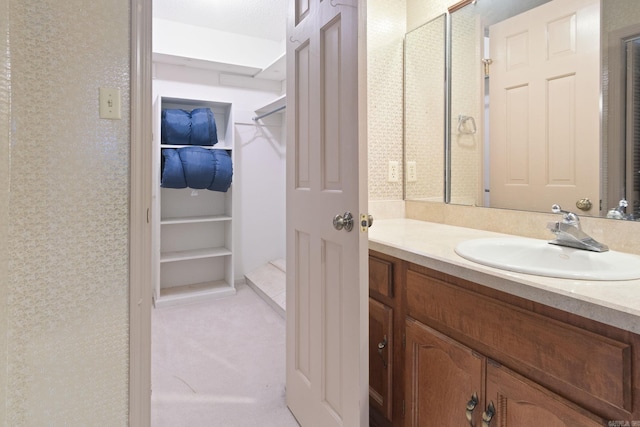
[153,0,288,42]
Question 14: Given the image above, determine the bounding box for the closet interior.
[151,1,287,308]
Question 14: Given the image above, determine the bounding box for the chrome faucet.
[546,204,609,252]
[606,199,637,221]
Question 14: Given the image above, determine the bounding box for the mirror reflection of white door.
[489,0,600,215]
[285,0,369,426]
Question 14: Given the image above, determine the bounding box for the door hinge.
[402,399,406,416]
[147,208,150,224]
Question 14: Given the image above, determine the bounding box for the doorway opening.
[148,1,289,424]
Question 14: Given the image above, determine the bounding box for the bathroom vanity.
[368,219,640,426]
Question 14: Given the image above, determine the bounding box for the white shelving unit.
[152,96,235,307]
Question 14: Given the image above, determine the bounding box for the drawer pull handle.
[482,401,495,427]
[377,335,387,368]
[465,392,478,425]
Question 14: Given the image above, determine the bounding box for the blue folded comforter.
[161,108,218,146]
[161,147,232,192]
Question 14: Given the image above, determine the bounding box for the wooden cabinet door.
[370,298,393,422]
[485,361,605,427]
[405,318,484,427]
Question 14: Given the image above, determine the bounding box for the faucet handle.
[551,204,580,226]
[551,204,565,214]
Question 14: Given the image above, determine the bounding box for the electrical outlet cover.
[388,160,399,182]
[407,161,417,182]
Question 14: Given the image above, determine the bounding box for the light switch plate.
[99,87,121,120]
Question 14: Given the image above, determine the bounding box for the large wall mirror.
[404,14,447,202]
[407,0,640,221]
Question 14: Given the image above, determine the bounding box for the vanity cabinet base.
[405,262,639,424]
[369,250,640,426]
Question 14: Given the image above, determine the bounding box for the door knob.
[333,212,354,232]
[576,198,592,211]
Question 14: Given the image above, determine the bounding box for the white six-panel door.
[285,0,368,426]
[489,0,600,215]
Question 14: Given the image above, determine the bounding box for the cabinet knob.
[465,392,479,425]
[482,401,495,427]
[377,335,388,368]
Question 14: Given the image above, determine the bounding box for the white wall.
[153,18,285,70]
[154,63,286,279]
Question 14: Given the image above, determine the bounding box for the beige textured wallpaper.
[1,0,9,424]
[4,0,130,424]
[367,0,406,201]
[407,0,453,32]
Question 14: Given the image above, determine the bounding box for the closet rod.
[252,105,286,121]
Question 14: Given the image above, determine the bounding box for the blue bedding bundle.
[161,108,218,146]
[161,147,233,192]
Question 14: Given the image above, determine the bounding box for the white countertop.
[368,219,640,334]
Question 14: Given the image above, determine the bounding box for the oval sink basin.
[455,237,640,281]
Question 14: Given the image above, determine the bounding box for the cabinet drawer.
[369,255,394,298]
[406,268,632,413]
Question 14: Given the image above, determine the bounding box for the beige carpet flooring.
[151,283,299,427]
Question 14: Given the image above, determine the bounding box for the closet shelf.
[255,94,286,115]
[156,280,236,308]
[161,215,232,225]
[160,247,232,263]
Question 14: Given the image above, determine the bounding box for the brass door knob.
[576,198,592,211]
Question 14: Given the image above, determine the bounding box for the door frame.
[607,22,640,213]
[129,0,153,425]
